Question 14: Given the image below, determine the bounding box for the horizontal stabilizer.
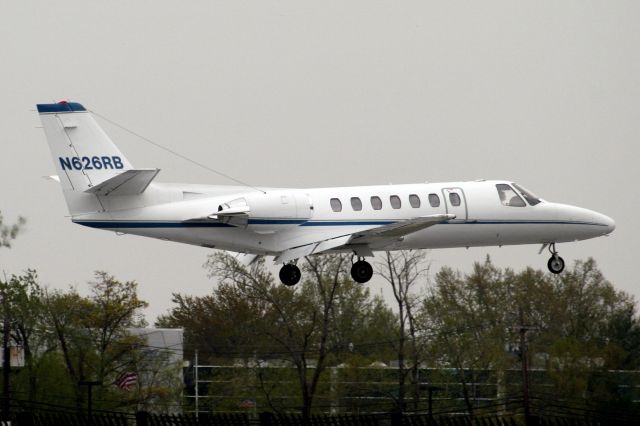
[85,169,160,196]
[208,205,250,219]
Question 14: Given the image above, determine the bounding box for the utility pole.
[2,318,9,421]
[194,349,199,419]
[1,280,10,422]
[519,325,530,422]
[513,310,538,426]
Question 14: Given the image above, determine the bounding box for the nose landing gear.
[351,257,374,283]
[546,243,565,274]
[279,263,301,286]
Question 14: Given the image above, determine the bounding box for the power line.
[89,108,266,194]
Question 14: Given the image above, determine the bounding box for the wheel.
[279,264,301,286]
[351,260,374,283]
[547,255,565,274]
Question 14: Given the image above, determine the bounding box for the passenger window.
[390,195,401,209]
[449,193,461,207]
[409,194,421,208]
[351,197,363,211]
[370,196,382,210]
[496,184,526,207]
[330,198,342,212]
[428,193,440,207]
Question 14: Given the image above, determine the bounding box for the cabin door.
[441,187,468,221]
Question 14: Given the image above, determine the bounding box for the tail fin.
[37,101,135,216]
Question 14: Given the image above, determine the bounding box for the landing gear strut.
[546,243,565,274]
[351,257,373,283]
[279,263,301,286]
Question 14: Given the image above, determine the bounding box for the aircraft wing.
[274,214,454,263]
[347,214,455,244]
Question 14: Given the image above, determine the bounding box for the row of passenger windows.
[329,193,461,212]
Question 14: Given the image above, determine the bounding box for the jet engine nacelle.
[214,190,313,229]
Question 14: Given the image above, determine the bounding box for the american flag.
[114,371,138,391]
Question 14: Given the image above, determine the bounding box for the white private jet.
[38,101,615,285]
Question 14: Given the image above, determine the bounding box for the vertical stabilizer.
[37,101,133,215]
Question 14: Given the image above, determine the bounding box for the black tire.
[351,260,374,283]
[279,264,301,286]
[547,255,565,274]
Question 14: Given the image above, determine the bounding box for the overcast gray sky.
[1,1,637,321]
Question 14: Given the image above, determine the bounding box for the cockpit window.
[496,184,526,207]
[512,183,541,206]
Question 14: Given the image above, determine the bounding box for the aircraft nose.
[588,209,615,235]
[557,204,615,239]
[600,213,615,234]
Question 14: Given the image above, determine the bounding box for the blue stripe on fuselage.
[73,218,609,229]
[74,221,234,229]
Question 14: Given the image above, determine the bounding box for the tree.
[86,272,148,385]
[423,257,512,417]
[156,262,274,361]
[0,212,25,249]
[204,253,351,420]
[0,271,49,402]
[42,272,148,411]
[377,250,430,412]
[423,257,640,419]
[539,259,640,416]
[158,252,396,417]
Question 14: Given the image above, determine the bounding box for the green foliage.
[40,272,151,410]
[159,252,397,416]
[0,271,180,414]
[0,212,25,249]
[2,240,636,418]
[423,257,640,417]
[156,253,640,417]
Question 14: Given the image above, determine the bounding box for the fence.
[10,412,639,426]
[185,364,640,416]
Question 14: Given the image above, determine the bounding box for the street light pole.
[420,385,441,425]
[78,381,102,419]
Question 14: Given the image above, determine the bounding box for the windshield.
[512,183,541,206]
[496,184,526,207]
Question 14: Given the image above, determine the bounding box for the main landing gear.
[546,243,565,274]
[278,257,375,286]
[351,257,374,284]
[279,263,301,286]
